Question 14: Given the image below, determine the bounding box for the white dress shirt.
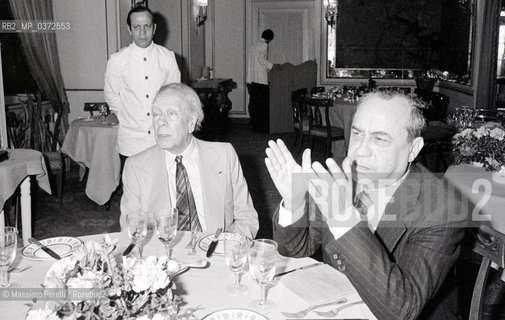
[163,137,207,231]
[104,42,181,156]
[246,38,273,85]
[279,171,409,239]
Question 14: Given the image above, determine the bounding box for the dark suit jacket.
[273,163,465,320]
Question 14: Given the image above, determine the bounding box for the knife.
[123,243,135,256]
[205,227,223,258]
[274,261,323,278]
[28,238,61,260]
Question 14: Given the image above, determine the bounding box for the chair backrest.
[291,89,308,129]
[305,97,333,134]
[311,86,325,95]
[469,225,505,320]
[84,102,109,116]
[474,109,500,123]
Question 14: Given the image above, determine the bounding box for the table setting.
[0,208,373,319]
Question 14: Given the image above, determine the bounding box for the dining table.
[2,231,375,319]
[0,149,52,245]
[444,164,505,280]
[61,116,120,206]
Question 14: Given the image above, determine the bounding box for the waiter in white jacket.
[104,5,181,166]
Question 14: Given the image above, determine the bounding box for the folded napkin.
[279,263,355,306]
[104,113,119,125]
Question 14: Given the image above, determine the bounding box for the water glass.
[224,237,249,295]
[126,214,147,259]
[0,227,18,288]
[248,239,278,311]
[154,208,178,259]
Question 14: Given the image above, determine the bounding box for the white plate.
[202,308,268,320]
[198,232,246,255]
[22,237,83,261]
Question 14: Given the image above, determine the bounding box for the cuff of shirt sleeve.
[328,206,360,240]
[278,199,306,227]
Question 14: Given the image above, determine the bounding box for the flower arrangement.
[26,236,181,320]
[452,123,505,171]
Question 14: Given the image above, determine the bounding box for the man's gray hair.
[357,91,426,142]
[155,83,204,131]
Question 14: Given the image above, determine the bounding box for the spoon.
[169,260,209,278]
[180,259,208,269]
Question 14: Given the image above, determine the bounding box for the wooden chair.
[469,225,505,320]
[305,97,345,158]
[291,89,309,151]
[311,86,325,95]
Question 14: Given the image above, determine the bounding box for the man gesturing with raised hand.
[265,91,465,320]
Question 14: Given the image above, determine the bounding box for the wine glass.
[0,227,18,288]
[154,208,178,259]
[126,214,147,259]
[248,239,278,311]
[98,103,110,121]
[224,236,249,295]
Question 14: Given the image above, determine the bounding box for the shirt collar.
[131,41,154,57]
[356,167,410,207]
[163,137,197,167]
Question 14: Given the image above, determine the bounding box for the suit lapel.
[142,146,173,210]
[195,139,226,232]
[375,165,421,252]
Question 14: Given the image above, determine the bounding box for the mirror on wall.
[324,0,475,84]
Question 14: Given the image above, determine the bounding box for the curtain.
[8,0,69,150]
[475,0,500,109]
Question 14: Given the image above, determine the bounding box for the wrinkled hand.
[308,157,354,221]
[265,139,312,211]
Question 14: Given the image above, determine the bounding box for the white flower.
[26,307,59,320]
[66,276,94,289]
[152,314,167,320]
[131,257,169,293]
[137,316,151,320]
[473,126,489,139]
[43,257,77,288]
[490,127,505,141]
[459,128,473,138]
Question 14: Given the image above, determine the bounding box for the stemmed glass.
[126,214,147,259]
[248,239,278,311]
[0,227,18,288]
[154,208,178,259]
[98,103,110,121]
[224,237,249,295]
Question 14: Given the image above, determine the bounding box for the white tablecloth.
[1,232,375,319]
[61,118,120,205]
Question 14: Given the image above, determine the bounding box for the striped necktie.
[354,190,372,221]
[175,155,202,231]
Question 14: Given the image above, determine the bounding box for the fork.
[313,301,364,317]
[280,297,347,318]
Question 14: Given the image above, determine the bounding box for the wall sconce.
[196,0,208,27]
[325,0,337,28]
[131,0,148,8]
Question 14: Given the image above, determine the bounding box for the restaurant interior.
[1,0,505,319]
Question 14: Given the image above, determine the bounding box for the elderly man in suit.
[121,83,258,239]
[265,91,465,319]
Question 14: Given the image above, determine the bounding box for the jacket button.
[148,130,151,134]
[147,112,150,116]
[143,57,147,61]
[145,76,148,80]
[146,94,149,98]
[333,254,338,259]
